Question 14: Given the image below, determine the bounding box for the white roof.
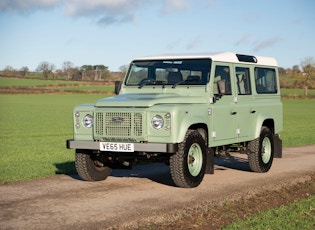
[133,52,278,67]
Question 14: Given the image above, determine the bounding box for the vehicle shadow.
[54,161,82,180]
[54,161,175,186]
[110,163,176,187]
[214,154,251,172]
[54,155,251,187]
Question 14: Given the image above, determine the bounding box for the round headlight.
[151,115,164,130]
[83,114,93,128]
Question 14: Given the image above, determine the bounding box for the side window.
[155,68,168,82]
[235,67,251,95]
[214,65,231,95]
[254,67,277,94]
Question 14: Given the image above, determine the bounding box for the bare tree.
[80,65,93,80]
[36,62,55,79]
[93,65,109,80]
[292,65,300,75]
[62,61,74,79]
[3,66,15,76]
[119,65,128,73]
[300,57,315,97]
[20,66,29,77]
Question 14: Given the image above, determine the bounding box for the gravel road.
[0,145,314,230]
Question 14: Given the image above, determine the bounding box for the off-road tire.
[75,150,112,181]
[248,126,274,173]
[170,130,207,188]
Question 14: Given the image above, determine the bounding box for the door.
[211,64,238,143]
[234,66,254,139]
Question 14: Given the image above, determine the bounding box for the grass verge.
[138,174,315,229]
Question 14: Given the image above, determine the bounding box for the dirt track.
[0,145,314,230]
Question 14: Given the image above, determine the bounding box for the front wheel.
[248,126,274,173]
[170,130,207,188]
[75,150,112,181]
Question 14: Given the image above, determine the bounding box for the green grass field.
[0,94,102,182]
[281,100,315,147]
[0,94,314,183]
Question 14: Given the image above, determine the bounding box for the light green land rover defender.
[66,52,282,188]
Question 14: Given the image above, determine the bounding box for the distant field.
[0,77,81,86]
[0,77,115,94]
[281,88,315,96]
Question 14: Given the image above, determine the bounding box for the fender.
[253,112,274,138]
[174,105,209,143]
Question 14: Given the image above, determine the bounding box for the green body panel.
[73,104,95,141]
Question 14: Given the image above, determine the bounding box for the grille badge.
[112,117,124,122]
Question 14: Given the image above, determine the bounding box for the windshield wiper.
[138,79,167,89]
[138,79,156,88]
[172,76,200,88]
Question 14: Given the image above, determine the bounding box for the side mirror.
[114,81,122,95]
[217,79,226,95]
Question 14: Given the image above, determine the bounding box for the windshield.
[125,59,211,87]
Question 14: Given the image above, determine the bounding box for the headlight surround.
[151,115,164,130]
[83,114,93,128]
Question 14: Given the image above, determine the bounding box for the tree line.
[1,58,315,95]
[2,61,128,81]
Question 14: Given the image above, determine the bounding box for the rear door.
[233,65,254,139]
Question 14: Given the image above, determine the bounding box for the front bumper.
[66,140,177,153]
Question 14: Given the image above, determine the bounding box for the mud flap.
[205,147,214,174]
[273,134,282,158]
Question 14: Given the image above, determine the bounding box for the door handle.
[250,110,256,114]
[231,111,237,115]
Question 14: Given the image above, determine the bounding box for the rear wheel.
[248,126,274,173]
[75,150,112,181]
[170,130,207,188]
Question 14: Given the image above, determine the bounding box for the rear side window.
[254,68,277,94]
[235,67,251,95]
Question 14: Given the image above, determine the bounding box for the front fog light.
[83,114,93,128]
[152,115,164,130]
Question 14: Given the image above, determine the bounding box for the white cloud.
[162,0,190,14]
[0,0,145,26]
[234,33,251,46]
[64,0,142,17]
[252,37,282,52]
[0,0,61,11]
[0,0,197,26]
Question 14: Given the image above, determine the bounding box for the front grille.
[95,112,143,138]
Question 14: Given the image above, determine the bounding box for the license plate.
[99,142,134,152]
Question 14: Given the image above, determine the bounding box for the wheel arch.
[254,113,275,138]
[262,119,275,134]
[189,123,208,144]
[177,122,208,144]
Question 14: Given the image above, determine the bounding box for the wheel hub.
[187,143,203,176]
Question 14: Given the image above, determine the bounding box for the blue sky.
[0,0,314,71]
